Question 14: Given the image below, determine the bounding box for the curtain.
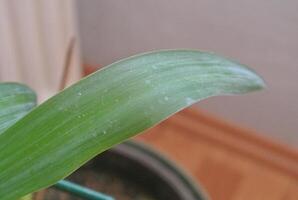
[0,0,81,102]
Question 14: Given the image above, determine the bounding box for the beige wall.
[76,0,298,147]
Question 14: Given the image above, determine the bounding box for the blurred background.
[77,0,298,147]
[1,0,297,146]
[0,1,297,199]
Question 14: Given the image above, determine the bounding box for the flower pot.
[35,141,208,200]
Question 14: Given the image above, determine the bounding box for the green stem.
[54,180,114,200]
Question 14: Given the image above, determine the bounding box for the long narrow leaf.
[0,83,36,134]
[0,50,265,199]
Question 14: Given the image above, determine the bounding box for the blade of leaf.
[19,194,32,200]
[0,50,265,199]
[0,82,36,134]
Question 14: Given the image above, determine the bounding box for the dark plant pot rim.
[110,140,209,200]
[39,140,209,200]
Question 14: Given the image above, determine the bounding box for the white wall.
[76,0,298,147]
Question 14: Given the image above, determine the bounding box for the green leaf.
[0,50,265,199]
[0,83,36,134]
[19,194,32,200]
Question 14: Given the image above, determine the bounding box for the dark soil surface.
[36,157,156,200]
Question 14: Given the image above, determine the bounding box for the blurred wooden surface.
[136,108,298,200]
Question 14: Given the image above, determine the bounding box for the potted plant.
[0,49,265,200]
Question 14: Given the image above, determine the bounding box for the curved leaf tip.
[0,50,264,199]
